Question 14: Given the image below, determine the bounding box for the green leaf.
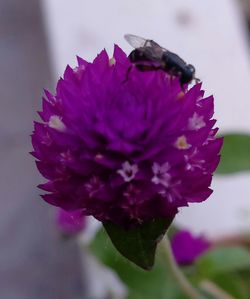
[236,269,250,297]
[196,246,250,278]
[216,133,250,174]
[211,272,250,299]
[103,217,174,270]
[90,228,188,299]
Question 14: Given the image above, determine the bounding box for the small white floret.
[188,112,205,131]
[117,161,138,182]
[152,162,171,187]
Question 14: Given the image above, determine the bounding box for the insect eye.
[187,64,195,73]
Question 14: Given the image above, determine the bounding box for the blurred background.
[1,0,250,298]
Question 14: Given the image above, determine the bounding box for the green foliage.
[211,272,250,299]
[91,227,250,299]
[91,228,188,299]
[195,247,250,298]
[216,133,250,174]
[103,217,173,270]
[196,246,250,277]
[236,269,250,297]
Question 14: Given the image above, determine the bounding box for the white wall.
[41,0,250,237]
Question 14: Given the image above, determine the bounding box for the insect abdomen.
[162,52,186,73]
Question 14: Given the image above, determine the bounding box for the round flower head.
[32,46,223,228]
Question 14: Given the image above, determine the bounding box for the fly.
[124,34,198,85]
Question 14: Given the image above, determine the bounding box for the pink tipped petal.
[56,208,86,235]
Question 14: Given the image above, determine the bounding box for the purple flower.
[171,230,210,265]
[56,208,85,235]
[31,45,223,228]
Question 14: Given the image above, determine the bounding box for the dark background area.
[0,0,84,298]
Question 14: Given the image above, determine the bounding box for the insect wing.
[144,40,167,60]
[125,34,166,60]
[124,34,148,48]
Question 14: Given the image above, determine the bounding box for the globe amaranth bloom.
[171,230,210,265]
[56,208,85,235]
[31,45,223,228]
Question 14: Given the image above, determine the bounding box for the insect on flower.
[124,34,199,86]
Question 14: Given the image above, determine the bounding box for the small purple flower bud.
[56,208,85,235]
[171,230,210,265]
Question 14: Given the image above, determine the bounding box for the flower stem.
[160,236,205,299]
[200,280,235,299]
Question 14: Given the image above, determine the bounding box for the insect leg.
[122,65,132,83]
[135,65,161,72]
